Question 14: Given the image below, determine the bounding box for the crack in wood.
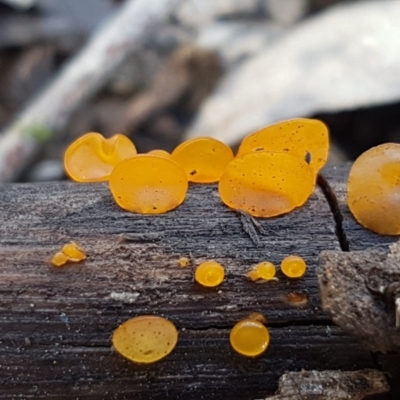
[317,173,349,252]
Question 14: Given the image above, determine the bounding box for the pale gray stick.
[0,0,180,183]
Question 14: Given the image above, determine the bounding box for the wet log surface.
[0,165,397,399]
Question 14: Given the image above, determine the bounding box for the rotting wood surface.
[0,165,396,399]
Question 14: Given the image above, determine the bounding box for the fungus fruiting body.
[148,149,171,158]
[112,316,178,364]
[195,261,225,287]
[247,261,276,281]
[61,242,86,261]
[64,132,137,182]
[178,257,190,267]
[171,137,234,183]
[237,118,329,174]
[281,255,307,278]
[50,251,69,267]
[218,151,314,217]
[347,143,400,235]
[230,314,270,357]
[50,242,86,267]
[109,154,188,214]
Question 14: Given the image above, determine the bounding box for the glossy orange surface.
[109,155,188,214]
[172,137,234,183]
[64,132,137,182]
[347,143,400,235]
[218,151,314,217]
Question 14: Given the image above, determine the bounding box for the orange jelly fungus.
[281,255,307,278]
[50,251,69,267]
[218,151,314,217]
[171,137,234,183]
[61,242,86,261]
[50,242,87,267]
[148,149,171,158]
[109,154,188,214]
[247,262,276,281]
[195,261,225,287]
[230,314,270,357]
[112,316,178,364]
[64,132,137,182]
[237,119,329,174]
[347,143,400,235]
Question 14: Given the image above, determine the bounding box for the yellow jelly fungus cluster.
[195,260,225,287]
[246,261,276,281]
[64,118,329,216]
[112,316,178,364]
[230,313,270,357]
[64,132,137,182]
[347,143,400,235]
[50,242,86,267]
[280,255,307,278]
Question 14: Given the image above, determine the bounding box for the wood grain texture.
[0,165,389,399]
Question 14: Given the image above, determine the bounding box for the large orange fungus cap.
[347,143,400,235]
[109,154,188,214]
[64,132,137,182]
[171,137,234,183]
[237,119,329,174]
[112,315,178,364]
[218,151,314,217]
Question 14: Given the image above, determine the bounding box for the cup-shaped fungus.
[280,255,307,278]
[218,151,314,217]
[230,313,270,357]
[109,154,188,214]
[61,242,86,262]
[347,143,400,235]
[64,132,137,182]
[171,137,234,183]
[195,261,225,287]
[237,119,329,175]
[246,261,276,281]
[112,316,178,364]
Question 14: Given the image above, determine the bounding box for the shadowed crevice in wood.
[317,173,349,252]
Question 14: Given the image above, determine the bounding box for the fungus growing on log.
[230,313,270,357]
[112,315,178,364]
[64,132,137,182]
[171,137,234,183]
[109,154,188,214]
[218,151,314,217]
[281,255,307,278]
[237,118,329,175]
[195,261,225,287]
[347,142,400,235]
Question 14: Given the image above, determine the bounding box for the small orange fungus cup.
[64,132,137,182]
[230,313,270,357]
[219,151,314,217]
[347,143,400,235]
[112,316,178,364]
[280,255,307,278]
[247,261,276,281]
[237,118,329,175]
[195,261,225,287]
[172,137,234,183]
[109,154,188,214]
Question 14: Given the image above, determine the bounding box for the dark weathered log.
[0,165,395,399]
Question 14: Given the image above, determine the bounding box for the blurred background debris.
[0,0,399,182]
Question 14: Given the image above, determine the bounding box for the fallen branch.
[0,0,180,183]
